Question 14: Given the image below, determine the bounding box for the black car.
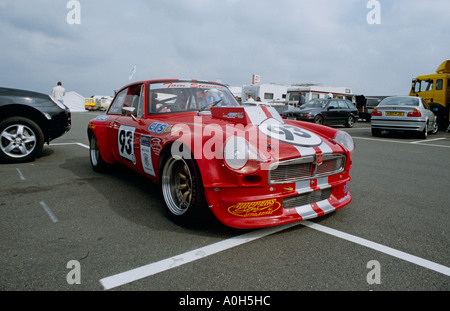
[0,87,71,163]
[281,98,359,128]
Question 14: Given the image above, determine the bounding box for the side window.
[122,84,144,117]
[329,100,338,109]
[338,100,347,109]
[108,88,128,115]
[436,79,443,91]
[137,84,145,118]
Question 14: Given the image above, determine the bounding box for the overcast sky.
[0,0,449,98]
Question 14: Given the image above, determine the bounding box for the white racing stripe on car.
[294,145,316,157]
[316,177,330,189]
[265,106,284,123]
[295,180,312,194]
[317,140,333,154]
[316,198,336,214]
[244,106,270,125]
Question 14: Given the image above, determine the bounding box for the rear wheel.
[371,128,381,137]
[419,123,428,139]
[161,154,207,226]
[0,117,44,163]
[345,115,355,128]
[430,120,439,134]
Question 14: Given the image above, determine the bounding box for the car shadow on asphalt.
[59,156,246,238]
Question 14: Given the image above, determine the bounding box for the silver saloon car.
[371,96,439,139]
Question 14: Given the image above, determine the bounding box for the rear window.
[379,97,419,107]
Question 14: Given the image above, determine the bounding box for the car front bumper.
[205,172,352,229]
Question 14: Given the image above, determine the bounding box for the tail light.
[407,109,422,117]
[372,108,382,116]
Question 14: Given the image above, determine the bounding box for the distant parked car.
[355,95,383,121]
[281,98,359,128]
[0,87,71,163]
[371,96,438,139]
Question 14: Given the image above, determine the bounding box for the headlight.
[223,136,266,171]
[334,131,355,154]
[224,136,250,170]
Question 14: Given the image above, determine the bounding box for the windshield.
[412,79,433,93]
[300,99,328,109]
[379,97,419,107]
[148,82,239,114]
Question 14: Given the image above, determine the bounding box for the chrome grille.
[269,162,312,182]
[316,156,345,176]
[283,188,332,209]
[269,154,346,185]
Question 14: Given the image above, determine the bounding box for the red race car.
[87,80,354,229]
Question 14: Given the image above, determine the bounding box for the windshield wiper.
[199,99,223,113]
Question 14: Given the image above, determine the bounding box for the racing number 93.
[118,125,136,163]
[259,120,322,147]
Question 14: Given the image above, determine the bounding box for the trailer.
[286,85,354,107]
[242,84,288,104]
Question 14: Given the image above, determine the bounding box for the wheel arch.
[87,126,116,165]
[0,104,49,141]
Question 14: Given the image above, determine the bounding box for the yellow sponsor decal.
[228,199,281,218]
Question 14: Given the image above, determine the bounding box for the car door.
[335,100,351,123]
[324,100,340,123]
[108,84,147,171]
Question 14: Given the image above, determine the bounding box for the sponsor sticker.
[228,199,281,218]
[94,115,109,122]
[140,135,155,176]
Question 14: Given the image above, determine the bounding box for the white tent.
[63,91,85,112]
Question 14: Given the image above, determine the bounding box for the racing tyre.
[0,117,44,163]
[89,134,109,173]
[161,154,207,226]
[345,115,355,128]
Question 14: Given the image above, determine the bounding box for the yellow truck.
[84,98,100,111]
[409,60,450,129]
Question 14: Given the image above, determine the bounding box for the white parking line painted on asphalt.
[100,222,300,290]
[353,136,450,148]
[39,201,59,223]
[410,137,447,144]
[301,221,450,277]
[77,143,89,149]
[100,220,450,290]
[51,142,89,149]
[16,168,26,181]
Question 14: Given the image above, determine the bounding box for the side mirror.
[122,106,136,115]
[122,106,137,121]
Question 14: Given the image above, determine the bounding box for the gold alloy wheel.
[176,164,192,208]
[162,157,193,216]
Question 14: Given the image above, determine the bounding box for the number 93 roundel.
[118,125,136,164]
[258,118,322,147]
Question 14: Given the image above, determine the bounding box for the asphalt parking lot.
[1,112,449,293]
